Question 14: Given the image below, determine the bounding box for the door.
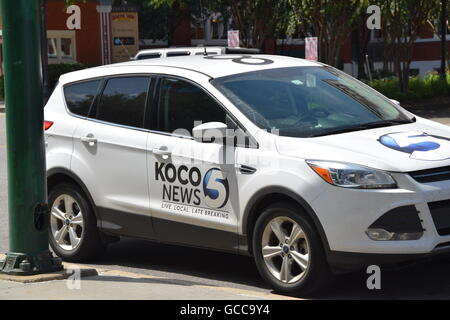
[72,75,154,238]
[147,76,240,252]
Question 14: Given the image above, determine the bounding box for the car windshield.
[212,66,413,138]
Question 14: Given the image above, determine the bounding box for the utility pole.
[0,0,62,275]
[441,0,448,78]
[40,0,51,103]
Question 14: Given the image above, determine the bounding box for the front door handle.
[80,134,97,146]
[238,164,257,174]
[152,146,171,158]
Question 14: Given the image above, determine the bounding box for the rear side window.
[96,76,150,128]
[64,80,101,117]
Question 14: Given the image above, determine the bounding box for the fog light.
[366,228,394,240]
[366,228,423,241]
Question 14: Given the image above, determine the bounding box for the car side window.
[96,76,151,128]
[158,77,226,134]
[64,80,101,117]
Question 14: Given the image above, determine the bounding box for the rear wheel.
[253,202,332,295]
[48,183,105,262]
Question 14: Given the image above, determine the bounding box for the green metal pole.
[0,0,61,275]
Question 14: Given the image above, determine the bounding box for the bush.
[0,63,94,100]
[368,73,450,103]
[47,63,95,90]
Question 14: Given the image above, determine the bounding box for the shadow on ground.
[86,237,450,299]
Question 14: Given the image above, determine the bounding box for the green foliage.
[0,64,94,99]
[289,0,369,67]
[47,63,94,90]
[368,74,450,102]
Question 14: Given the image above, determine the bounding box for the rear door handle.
[80,134,97,146]
[152,146,171,158]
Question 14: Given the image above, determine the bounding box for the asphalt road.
[2,108,450,299]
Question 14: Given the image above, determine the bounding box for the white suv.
[44,54,450,294]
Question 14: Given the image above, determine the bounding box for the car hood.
[275,117,450,172]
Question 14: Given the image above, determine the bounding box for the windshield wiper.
[309,118,415,138]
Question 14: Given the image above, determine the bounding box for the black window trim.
[151,74,258,148]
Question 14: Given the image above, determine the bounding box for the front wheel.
[48,183,105,262]
[252,202,332,295]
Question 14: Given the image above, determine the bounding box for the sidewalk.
[0,262,299,300]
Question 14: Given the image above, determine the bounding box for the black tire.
[48,182,106,262]
[252,202,332,295]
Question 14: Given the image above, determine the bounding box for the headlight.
[306,160,397,189]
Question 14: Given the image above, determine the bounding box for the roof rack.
[224,47,261,55]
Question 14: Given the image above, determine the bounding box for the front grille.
[429,200,450,236]
[409,166,450,183]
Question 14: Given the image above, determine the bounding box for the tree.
[225,0,290,49]
[289,0,368,67]
[377,0,440,91]
[147,0,293,50]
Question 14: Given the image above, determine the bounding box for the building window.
[48,38,57,58]
[47,30,76,63]
[60,38,73,58]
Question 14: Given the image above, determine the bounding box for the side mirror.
[192,122,227,143]
[390,99,401,105]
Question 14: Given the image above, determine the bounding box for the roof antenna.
[203,47,208,56]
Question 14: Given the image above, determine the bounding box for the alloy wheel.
[50,194,84,251]
[261,216,310,284]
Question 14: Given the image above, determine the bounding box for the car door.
[147,76,240,252]
[72,75,154,239]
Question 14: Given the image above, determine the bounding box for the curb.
[0,266,98,284]
[0,254,98,283]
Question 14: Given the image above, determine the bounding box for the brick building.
[0,0,139,71]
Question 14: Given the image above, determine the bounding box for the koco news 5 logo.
[156,162,230,209]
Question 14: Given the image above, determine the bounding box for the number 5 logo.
[203,168,229,209]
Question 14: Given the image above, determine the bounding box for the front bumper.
[309,171,450,257]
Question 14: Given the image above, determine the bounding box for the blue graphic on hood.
[379,132,450,161]
[379,133,441,153]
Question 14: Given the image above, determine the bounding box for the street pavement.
[2,106,450,299]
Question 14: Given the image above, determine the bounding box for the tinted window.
[97,77,150,128]
[64,80,101,116]
[159,78,226,134]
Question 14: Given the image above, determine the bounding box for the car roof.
[59,55,322,83]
